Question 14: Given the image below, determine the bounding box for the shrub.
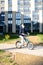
[5,34,10,40]
[3,39,5,41]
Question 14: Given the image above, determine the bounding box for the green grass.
[37,34,43,42]
[0,33,19,43]
[0,50,18,65]
[0,50,43,65]
[0,33,43,44]
[0,50,5,53]
[30,33,43,42]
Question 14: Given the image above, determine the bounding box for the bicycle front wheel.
[28,43,33,50]
[16,41,22,49]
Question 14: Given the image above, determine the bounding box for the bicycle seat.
[22,33,28,37]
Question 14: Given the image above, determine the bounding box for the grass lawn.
[0,33,19,43]
[29,33,43,45]
[0,33,43,44]
[30,33,43,42]
[37,34,43,42]
[0,50,43,65]
[0,50,18,65]
[15,53,43,65]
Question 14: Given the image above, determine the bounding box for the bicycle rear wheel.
[28,43,33,50]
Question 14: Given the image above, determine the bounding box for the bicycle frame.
[24,37,30,43]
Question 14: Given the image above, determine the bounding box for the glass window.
[8,20,12,24]
[35,0,41,3]
[2,21,5,22]
[24,7,30,12]
[8,7,12,11]
[20,8,23,11]
[1,7,4,11]
[8,13,12,18]
[42,0,43,2]
[18,5,24,12]
[18,0,23,5]
[24,20,30,23]
[16,12,21,19]
[24,8,29,12]
[1,14,5,16]
[32,13,39,21]
[35,0,39,2]
[18,8,24,12]
[24,0,30,5]
[24,0,31,6]
[16,20,21,25]
[8,0,12,4]
[1,1,4,4]
[24,15,30,19]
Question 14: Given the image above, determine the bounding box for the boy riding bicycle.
[19,23,25,45]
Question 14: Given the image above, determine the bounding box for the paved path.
[0,44,43,57]
[0,44,16,50]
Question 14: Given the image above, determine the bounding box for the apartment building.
[0,0,43,34]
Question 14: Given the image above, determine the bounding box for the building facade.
[0,0,43,34]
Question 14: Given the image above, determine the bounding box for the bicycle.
[15,34,34,50]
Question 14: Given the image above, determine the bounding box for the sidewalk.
[0,44,16,50]
[0,44,43,57]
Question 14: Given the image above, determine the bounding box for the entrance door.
[0,26,3,34]
[8,24,12,33]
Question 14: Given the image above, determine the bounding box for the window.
[24,0,30,5]
[16,20,21,25]
[16,12,21,19]
[18,0,23,5]
[24,8,29,12]
[24,7,30,12]
[42,0,43,2]
[33,15,39,20]
[8,0,12,4]
[20,8,23,11]
[8,7,12,11]
[1,1,4,4]
[2,21,5,22]
[18,4,24,12]
[1,7,4,11]
[8,13,12,18]
[35,0,41,3]
[8,20,12,24]
[24,0,31,6]
[18,7,24,12]
[24,20,30,23]
[1,14,5,16]
[24,15,30,19]
[32,12,39,21]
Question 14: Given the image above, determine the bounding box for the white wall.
[31,0,35,21]
[5,0,8,11]
[12,0,18,12]
[39,10,42,23]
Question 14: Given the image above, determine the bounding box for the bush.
[3,39,5,41]
[5,34,10,40]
